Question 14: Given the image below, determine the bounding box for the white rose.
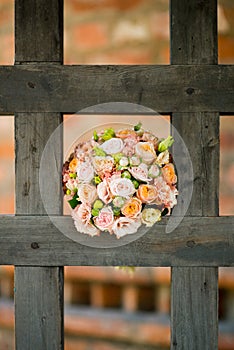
[77,161,94,182]
[109,177,135,198]
[148,164,160,178]
[112,217,141,239]
[101,138,123,155]
[135,142,156,164]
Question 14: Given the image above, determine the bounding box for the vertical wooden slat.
[14,1,64,349]
[170,0,219,349]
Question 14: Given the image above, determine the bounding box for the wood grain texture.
[15,113,63,215]
[15,0,63,63]
[14,0,64,349]
[15,267,64,349]
[170,0,219,349]
[0,65,233,114]
[0,216,233,266]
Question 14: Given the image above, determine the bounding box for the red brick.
[85,48,152,64]
[73,22,108,50]
[150,12,170,39]
[69,0,143,12]
[219,35,234,63]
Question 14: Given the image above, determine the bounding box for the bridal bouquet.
[62,123,178,239]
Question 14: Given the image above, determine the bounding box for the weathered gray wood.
[14,0,64,349]
[170,0,219,349]
[0,65,233,114]
[15,267,64,349]
[15,113,63,215]
[171,267,218,349]
[0,215,233,266]
[15,0,63,63]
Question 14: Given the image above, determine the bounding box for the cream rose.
[77,161,94,182]
[93,207,114,231]
[129,163,151,182]
[156,150,170,166]
[109,177,135,198]
[135,142,156,164]
[141,208,161,227]
[92,156,114,175]
[97,179,113,204]
[73,218,100,237]
[101,138,123,155]
[112,217,141,239]
[72,203,91,225]
[78,183,97,204]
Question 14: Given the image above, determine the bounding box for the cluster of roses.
[62,123,178,239]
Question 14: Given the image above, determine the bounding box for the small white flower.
[119,157,129,167]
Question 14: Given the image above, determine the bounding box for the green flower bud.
[93,199,104,210]
[113,152,123,163]
[102,128,115,141]
[94,175,102,184]
[113,207,121,216]
[158,136,174,152]
[91,208,99,217]
[121,171,131,179]
[93,130,99,141]
[113,196,125,208]
[66,189,71,195]
[69,173,77,179]
[93,147,106,157]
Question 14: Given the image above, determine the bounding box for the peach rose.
[112,217,141,239]
[72,202,91,225]
[97,179,113,204]
[121,197,142,218]
[162,163,177,185]
[93,207,114,231]
[77,161,94,183]
[110,177,135,198]
[154,176,178,208]
[78,183,97,204]
[69,157,79,172]
[137,184,157,204]
[135,142,156,164]
[116,129,137,139]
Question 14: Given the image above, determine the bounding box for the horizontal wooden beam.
[0,65,233,114]
[0,215,234,266]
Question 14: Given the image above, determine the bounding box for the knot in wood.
[186,87,195,95]
[31,242,39,249]
[186,240,196,248]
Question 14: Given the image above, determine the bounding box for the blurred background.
[0,0,234,349]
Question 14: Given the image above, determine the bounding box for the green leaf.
[134,122,142,131]
[68,193,79,209]
[102,128,115,141]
